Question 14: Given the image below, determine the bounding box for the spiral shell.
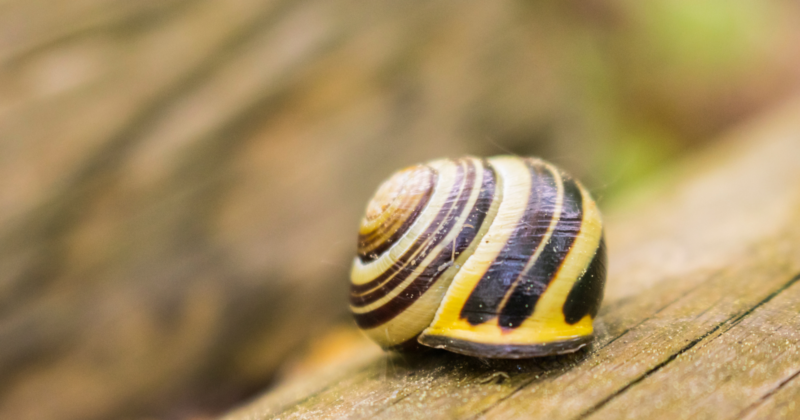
[350,156,606,358]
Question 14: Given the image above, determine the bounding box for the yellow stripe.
[420,159,603,346]
[420,156,530,338]
[358,197,420,254]
[350,160,459,286]
[362,158,501,347]
[351,159,482,314]
[521,179,603,333]
[357,166,427,236]
[494,160,564,313]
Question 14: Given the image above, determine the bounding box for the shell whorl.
[350,156,606,358]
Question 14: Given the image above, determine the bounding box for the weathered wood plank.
[223,98,800,420]
[486,239,800,419]
[250,233,800,420]
[741,366,800,419]
[0,0,296,226]
[4,2,800,419]
[586,272,800,420]
[263,272,703,420]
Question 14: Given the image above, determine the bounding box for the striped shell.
[350,156,606,358]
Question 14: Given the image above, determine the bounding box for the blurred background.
[1,0,799,419]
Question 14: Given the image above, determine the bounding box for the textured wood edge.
[222,97,800,420]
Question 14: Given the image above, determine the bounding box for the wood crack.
[573,272,800,420]
[466,270,722,420]
[736,368,800,419]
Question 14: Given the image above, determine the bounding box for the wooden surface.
[2,1,800,419]
[222,99,800,420]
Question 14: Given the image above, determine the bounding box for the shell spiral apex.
[350,156,606,358]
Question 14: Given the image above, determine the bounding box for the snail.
[350,156,606,358]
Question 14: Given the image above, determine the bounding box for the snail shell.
[350,156,606,358]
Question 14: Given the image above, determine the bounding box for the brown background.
[1,1,799,419]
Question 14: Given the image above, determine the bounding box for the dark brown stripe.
[460,160,557,326]
[498,176,584,329]
[563,235,606,324]
[350,160,467,296]
[357,168,436,262]
[353,162,497,329]
[351,160,474,305]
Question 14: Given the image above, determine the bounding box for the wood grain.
[223,98,800,420]
[2,1,800,419]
